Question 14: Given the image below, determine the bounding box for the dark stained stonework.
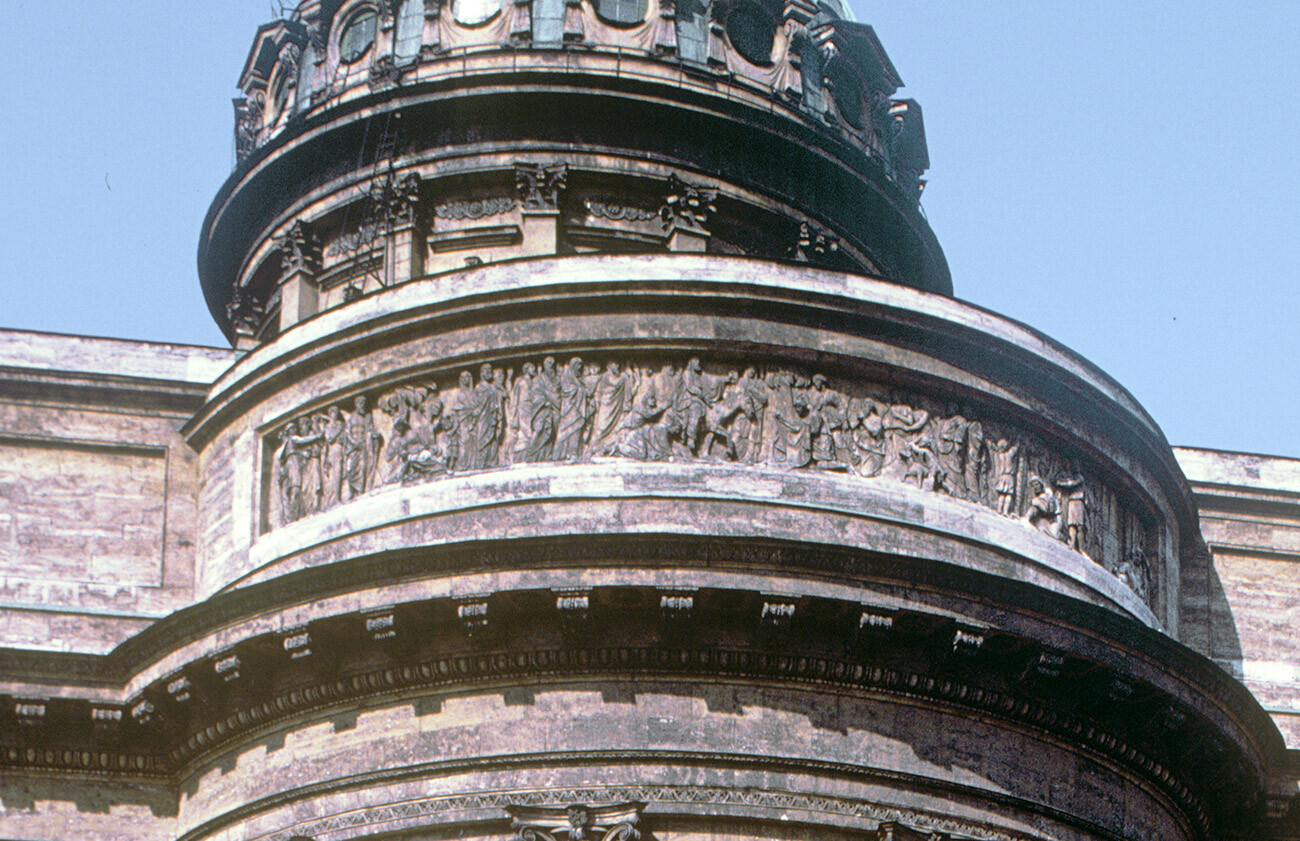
[1,4,1298,841]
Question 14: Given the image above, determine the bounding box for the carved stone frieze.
[875,821,949,841]
[324,220,382,258]
[259,785,1030,841]
[265,355,1158,604]
[436,197,518,221]
[585,199,658,223]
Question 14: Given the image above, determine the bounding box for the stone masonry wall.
[1175,446,1300,748]
[0,330,231,655]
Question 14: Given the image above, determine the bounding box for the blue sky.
[1,3,1296,458]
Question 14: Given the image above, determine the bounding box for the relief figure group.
[270,354,1151,602]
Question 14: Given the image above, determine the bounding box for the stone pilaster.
[274,219,321,331]
[516,162,568,256]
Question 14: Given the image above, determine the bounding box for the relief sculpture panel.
[264,355,1158,605]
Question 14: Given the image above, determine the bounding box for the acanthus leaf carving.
[508,803,643,841]
[370,54,401,87]
[225,287,266,336]
[275,219,321,276]
[516,162,569,211]
[660,175,717,233]
[383,171,422,228]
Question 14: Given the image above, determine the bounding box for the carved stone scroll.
[585,199,657,222]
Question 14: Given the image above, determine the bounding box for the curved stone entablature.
[184,255,1193,631]
[0,578,1285,841]
[204,0,946,343]
[263,353,1159,609]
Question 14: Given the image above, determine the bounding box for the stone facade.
[1,3,1298,841]
[1174,448,1300,750]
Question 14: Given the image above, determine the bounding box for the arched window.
[452,0,502,26]
[395,0,424,58]
[296,43,316,108]
[725,1,776,67]
[815,1,840,19]
[268,71,292,125]
[825,60,863,128]
[339,8,378,62]
[595,0,647,26]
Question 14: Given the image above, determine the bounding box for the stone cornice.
[179,765,1144,841]
[0,534,1279,751]
[0,570,1284,839]
[200,71,949,340]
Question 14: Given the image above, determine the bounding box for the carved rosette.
[225,288,266,337]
